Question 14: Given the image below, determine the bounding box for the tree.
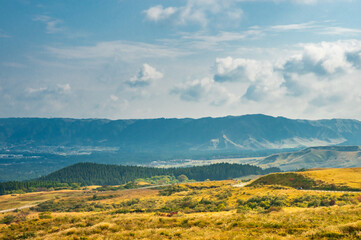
[177,174,188,182]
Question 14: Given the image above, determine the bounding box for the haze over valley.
[2,114,361,181]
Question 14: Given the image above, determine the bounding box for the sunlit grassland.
[2,176,361,239]
[302,168,361,189]
[251,167,361,191]
[0,190,87,211]
[2,204,361,239]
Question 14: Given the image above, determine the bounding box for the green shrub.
[1,215,15,225]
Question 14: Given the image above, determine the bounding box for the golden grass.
[3,205,361,239]
[0,188,97,210]
[2,178,361,239]
[301,167,361,189]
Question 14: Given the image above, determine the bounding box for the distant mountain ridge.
[1,114,361,152]
[255,145,361,170]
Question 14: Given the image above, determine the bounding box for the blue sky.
[1,0,361,120]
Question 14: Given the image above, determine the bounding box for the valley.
[2,114,361,181]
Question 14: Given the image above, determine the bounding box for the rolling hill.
[250,167,361,191]
[0,162,280,195]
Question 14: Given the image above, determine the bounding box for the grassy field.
[4,206,361,239]
[303,168,361,189]
[2,170,361,239]
[251,167,361,191]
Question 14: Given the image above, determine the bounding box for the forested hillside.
[40,162,280,185]
[0,162,280,195]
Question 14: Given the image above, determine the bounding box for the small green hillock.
[250,172,360,191]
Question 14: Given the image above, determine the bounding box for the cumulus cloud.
[213,56,285,101]
[144,5,177,21]
[127,64,163,87]
[171,77,237,106]
[282,40,361,77]
[214,57,262,82]
[173,40,361,107]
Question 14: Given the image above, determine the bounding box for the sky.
[1,0,361,120]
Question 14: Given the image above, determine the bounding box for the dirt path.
[0,204,37,214]
[232,182,251,188]
[0,184,172,214]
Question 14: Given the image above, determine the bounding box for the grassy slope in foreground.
[250,167,361,191]
[2,180,361,239]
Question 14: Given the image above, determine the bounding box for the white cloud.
[273,0,350,4]
[213,56,286,101]
[127,64,163,87]
[26,84,71,96]
[33,15,64,34]
[283,40,361,76]
[143,0,243,27]
[144,5,177,21]
[267,22,361,38]
[182,30,263,45]
[57,83,71,93]
[171,77,237,106]
[320,27,361,35]
[214,57,262,82]
[26,87,48,94]
[289,0,317,4]
[46,41,189,62]
[270,22,316,31]
[110,95,119,101]
[172,39,361,110]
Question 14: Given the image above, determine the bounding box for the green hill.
[39,162,280,185]
[0,162,280,195]
[250,167,361,191]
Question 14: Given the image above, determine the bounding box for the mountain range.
[1,114,361,152]
[254,145,361,171]
[2,114,361,181]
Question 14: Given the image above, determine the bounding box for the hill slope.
[0,162,280,194]
[256,145,361,170]
[39,162,280,186]
[250,167,361,191]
